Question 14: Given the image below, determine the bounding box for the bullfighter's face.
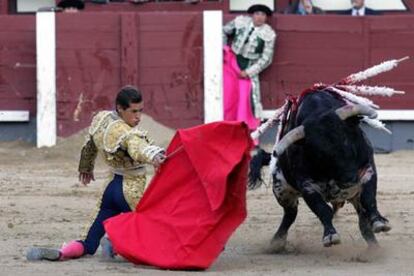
[252,11,267,27]
[117,102,144,127]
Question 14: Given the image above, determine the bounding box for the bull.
[249,88,391,251]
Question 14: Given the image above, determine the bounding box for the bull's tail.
[248,148,271,190]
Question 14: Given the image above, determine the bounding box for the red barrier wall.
[258,15,414,109]
[55,12,203,136]
[0,15,36,113]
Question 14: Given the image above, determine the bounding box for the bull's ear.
[335,104,377,120]
[275,126,305,156]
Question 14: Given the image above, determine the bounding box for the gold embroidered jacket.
[78,111,164,209]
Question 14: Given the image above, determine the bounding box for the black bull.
[249,89,391,250]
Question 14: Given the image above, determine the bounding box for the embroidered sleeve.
[124,130,165,164]
[78,136,98,173]
[223,18,236,45]
[245,30,276,77]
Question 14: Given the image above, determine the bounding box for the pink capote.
[223,45,260,130]
[104,122,252,270]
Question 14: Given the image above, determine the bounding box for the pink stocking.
[59,240,85,260]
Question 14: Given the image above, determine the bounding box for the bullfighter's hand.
[153,153,166,169]
[79,172,95,186]
[240,70,249,79]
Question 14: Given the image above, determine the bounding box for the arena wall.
[0,11,413,150]
[54,12,204,137]
[55,13,414,138]
[0,15,35,142]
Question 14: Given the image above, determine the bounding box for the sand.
[1,115,413,275]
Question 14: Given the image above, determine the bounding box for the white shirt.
[352,7,366,16]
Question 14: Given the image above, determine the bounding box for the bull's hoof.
[268,236,287,253]
[322,233,341,247]
[372,219,392,233]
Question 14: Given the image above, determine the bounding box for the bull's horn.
[335,104,377,120]
[275,125,305,156]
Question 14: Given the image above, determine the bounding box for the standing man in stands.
[284,0,324,15]
[339,0,381,16]
[57,0,85,12]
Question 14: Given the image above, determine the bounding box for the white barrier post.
[36,11,56,147]
[203,11,223,123]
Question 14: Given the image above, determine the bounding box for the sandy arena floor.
[1,116,413,276]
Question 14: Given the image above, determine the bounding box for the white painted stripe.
[376,110,414,121]
[36,11,56,148]
[203,10,223,124]
[0,111,30,122]
[262,109,414,121]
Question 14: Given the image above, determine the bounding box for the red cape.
[104,121,252,269]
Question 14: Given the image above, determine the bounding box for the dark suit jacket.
[337,7,382,16]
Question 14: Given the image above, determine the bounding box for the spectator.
[57,0,85,12]
[130,0,202,3]
[129,0,149,3]
[91,0,110,4]
[338,0,381,16]
[285,0,324,15]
